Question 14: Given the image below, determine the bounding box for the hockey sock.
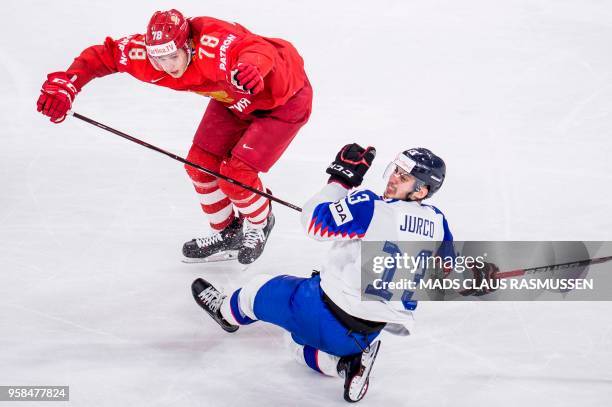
[222,289,256,325]
[194,178,234,231]
[221,274,275,324]
[185,146,234,231]
[231,181,270,229]
[287,339,340,377]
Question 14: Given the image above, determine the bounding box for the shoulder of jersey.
[111,34,149,69]
[188,16,236,34]
[349,189,382,202]
[420,202,445,216]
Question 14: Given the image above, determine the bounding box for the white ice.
[1,0,612,406]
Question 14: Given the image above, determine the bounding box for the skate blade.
[182,250,238,264]
[346,340,381,402]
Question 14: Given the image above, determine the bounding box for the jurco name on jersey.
[400,215,435,238]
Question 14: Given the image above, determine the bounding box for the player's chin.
[168,69,185,78]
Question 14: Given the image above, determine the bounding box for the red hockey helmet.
[145,9,190,57]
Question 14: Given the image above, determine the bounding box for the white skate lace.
[195,233,223,248]
[197,286,225,313]
[243,225,265,249]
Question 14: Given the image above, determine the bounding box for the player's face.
[384,166,428,200]
[152,49,189,78]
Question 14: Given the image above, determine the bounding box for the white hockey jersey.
[300,182,453,329]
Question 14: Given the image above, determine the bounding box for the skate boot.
[182,217,243,263]
[238,211,275,265]
[337,340,381,403]
[191,278,239,333]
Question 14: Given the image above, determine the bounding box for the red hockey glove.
[230,63,264,95]
[36,72,79,123]
[326,143,377,188]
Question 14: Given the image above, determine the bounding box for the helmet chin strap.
[405,184,427,202]
[185,43,193,66]
[404,192,417,202]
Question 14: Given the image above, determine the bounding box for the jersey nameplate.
[400,214,435,238]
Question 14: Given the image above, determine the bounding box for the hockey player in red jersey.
[36,9,312,264]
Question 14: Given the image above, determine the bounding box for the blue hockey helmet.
[383,148,446,199]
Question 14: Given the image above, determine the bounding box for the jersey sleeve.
[66,34,147,90]
[300,183,380,241]
[234,40,275,77]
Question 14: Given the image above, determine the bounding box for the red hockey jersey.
[66,17,306,114]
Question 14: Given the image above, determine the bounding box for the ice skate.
[337,340,381,403]
[237,212,275,265]
[182,217,243,263]
[191,278,239,333]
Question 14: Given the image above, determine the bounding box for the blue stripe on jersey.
[422,204,453,241]
[308,189,380,239]
[422,203,455,258]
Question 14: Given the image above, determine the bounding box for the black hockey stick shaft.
[69,111,302,212]
[495,255,612,279]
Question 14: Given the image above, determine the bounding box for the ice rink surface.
[2,0,612,405]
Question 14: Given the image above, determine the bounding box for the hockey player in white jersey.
[191,143,453,402]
